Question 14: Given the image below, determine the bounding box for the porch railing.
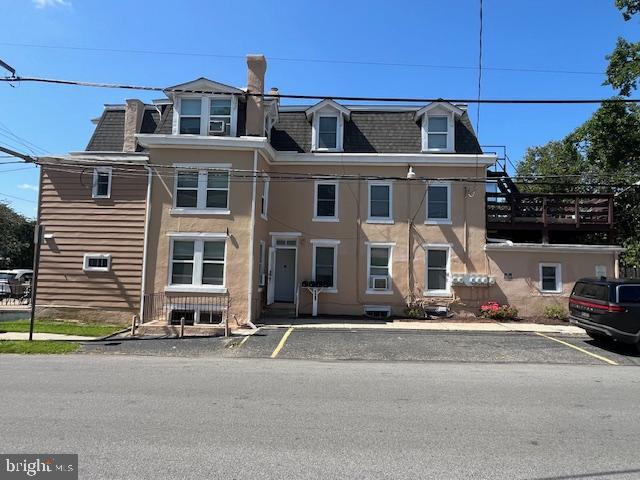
[141,292,230,325]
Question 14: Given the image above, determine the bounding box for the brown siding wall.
[37,164,147,317]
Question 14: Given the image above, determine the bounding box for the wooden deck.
[486,192,614,234]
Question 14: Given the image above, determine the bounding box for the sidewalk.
[261,321,584,335]
[0,332,98,341]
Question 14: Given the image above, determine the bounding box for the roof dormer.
[415,101,464,153]
[305,99,350,152]
[165,78,244,137]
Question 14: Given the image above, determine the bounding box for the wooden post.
[575,197,580,228]
[131,314,138,336]
[180,316,185,338]
[542,196,548,226]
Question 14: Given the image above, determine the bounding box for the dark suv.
[569,278,640,351]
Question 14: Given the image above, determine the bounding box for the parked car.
[0,269,33,299]
[569,278,640,352]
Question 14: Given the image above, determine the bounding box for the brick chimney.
[245,54,266,136]
[123,99,145,152]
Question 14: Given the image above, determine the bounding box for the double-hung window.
[427,116,448,150]
[425,246,450,295]
[209,98,232,136]
[317,116,338,149]
[92,167,112,199]
[312,240,339,291]
[174,165,230,213]
[368,182,393,222]
[426,183,451,223]
[540,263,562,293]
[179,98,202,134]
[170,237,226,290]
[314,181,338,221]
[367,243,393,293]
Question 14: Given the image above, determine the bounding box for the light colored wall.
[486,250,617,317]
[144,148,256,326]
[264,164,487,316]
[37,164,147,320]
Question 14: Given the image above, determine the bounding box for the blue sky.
[0,0,637,217]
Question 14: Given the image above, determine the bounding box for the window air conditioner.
[209,120,226,134]
[371,275,388,290]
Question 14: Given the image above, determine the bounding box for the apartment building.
[36,54,623,329]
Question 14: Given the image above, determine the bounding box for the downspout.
[407,177,413,302]
[247,149,258,323]
[463,186,469,274]
[139,165,153,322]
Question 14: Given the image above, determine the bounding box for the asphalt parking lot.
[82,327,640,366]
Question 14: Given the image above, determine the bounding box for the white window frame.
[423,244,451,296]
[92,167,112,199]
[258,240,266,287]
[539,263,562,294]
[171,163,231,215]
[311,239,340,293]
[367,181,394,224]
[83,253,112,272]
[313,180,339,222]
[422,114,455,152]
[311,113,344,151]
[168,304,226,326]
[365,242,395,295]
[175,96,238,136]
[260,173,270,221]
[165,233,228,294]
[425,182,452,224]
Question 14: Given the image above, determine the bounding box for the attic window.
[209,98,232,135]
[318,116,338,149]
[180,99,202,134]
[427,116,448,150]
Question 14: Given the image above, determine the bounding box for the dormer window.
[179,99,202,134]
[416,101,463,153]
[210,98,232,135]
[427,116,448,150]
[306,99,350,152]
[318,116,338,149]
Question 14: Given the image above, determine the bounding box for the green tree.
[0,202,35,269]
[605,0,640,95]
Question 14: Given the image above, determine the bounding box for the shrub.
[480,301,519,321]
[404,301,426,318]
[542,304,569,321]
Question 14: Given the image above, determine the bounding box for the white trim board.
[485,243,624,254]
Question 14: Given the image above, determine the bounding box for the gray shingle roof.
[86,107,162,151]
[270,110,483,154]
[86,104,483,154]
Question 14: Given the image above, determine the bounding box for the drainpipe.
[139,165,153,322]
[463,186,469,274]
[407,176,413,302]
[246,149,258,324]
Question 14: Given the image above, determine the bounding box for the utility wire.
[2,75,640,104]
[0,41,606,76]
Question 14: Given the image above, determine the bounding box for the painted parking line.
[270,327,294,358]
[535,332,619,366]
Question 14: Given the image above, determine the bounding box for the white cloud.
[33,0,71,8]
[18,183,38,192]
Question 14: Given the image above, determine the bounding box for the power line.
[0,41,606,77]
[0,191,37,203]
[2,75,640,104]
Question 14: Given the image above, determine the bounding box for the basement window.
[169,309,223,325]
[364,306,391,319]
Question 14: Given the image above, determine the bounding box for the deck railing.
[486,192,613,229]
[141,292,230,325]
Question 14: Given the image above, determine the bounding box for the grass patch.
[0,319,123,337]
[0,340,80,354]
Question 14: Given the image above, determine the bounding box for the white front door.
[266,247,276,305]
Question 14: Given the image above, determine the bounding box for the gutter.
[139,165,153,321]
